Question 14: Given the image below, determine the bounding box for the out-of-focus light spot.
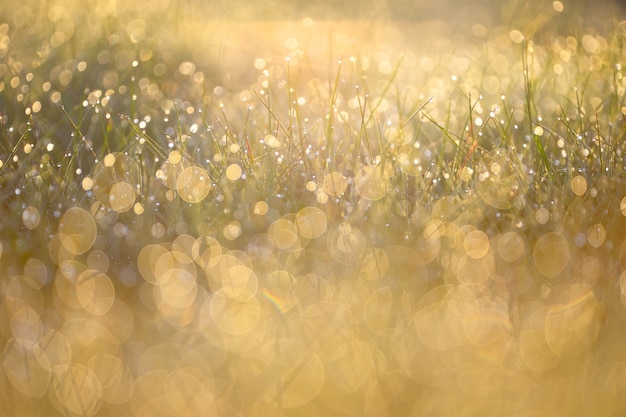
[82,177,93,191]
[587,224,606,248]
[510,30,524,44]
[168,150,182,164]
[285,38,299,50]
[535,207,550,224]
[103,153,116,167]
[582,35,599,54]
[253,200,268,216]
[176,166,211,203]
[324,171,347,196]
[264,134,282,149]
[378,60,392,74]
[223,221,241,240]
[533,232,570,278]
[109,182,136,213]
[472,24,487,37]
[179,61,196,76]
[58,207,97,255]
[571,175,587,196]
[225,164,243,181]
[22,206,41,230]
[553,1,564,12]
[296,206,327,239]
[464,229,490,259]
[254,58,266,70]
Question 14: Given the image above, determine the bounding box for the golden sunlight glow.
[1,0,626,415]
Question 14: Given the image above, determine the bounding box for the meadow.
[1,0,626,415]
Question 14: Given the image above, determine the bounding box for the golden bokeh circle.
[92,152,140,211]
[323,171,348,196]
[109,181,136,213]
[176,165,212,203]
[2,338,51,398]
[58,207,97,255]
[48,363,102,417]
[355,165,388,201]
[296,206,328,239]
[76,270,116,316]
[533,232,570,278]
[476,149,526,210]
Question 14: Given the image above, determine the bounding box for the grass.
[1,0,626,416]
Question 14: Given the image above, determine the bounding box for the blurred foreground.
[2,0,626,416]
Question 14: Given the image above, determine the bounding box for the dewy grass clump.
[2,0,626,416]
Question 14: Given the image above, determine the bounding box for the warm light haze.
[1,0,626,416]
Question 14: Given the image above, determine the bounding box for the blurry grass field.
[2,0,626,416]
